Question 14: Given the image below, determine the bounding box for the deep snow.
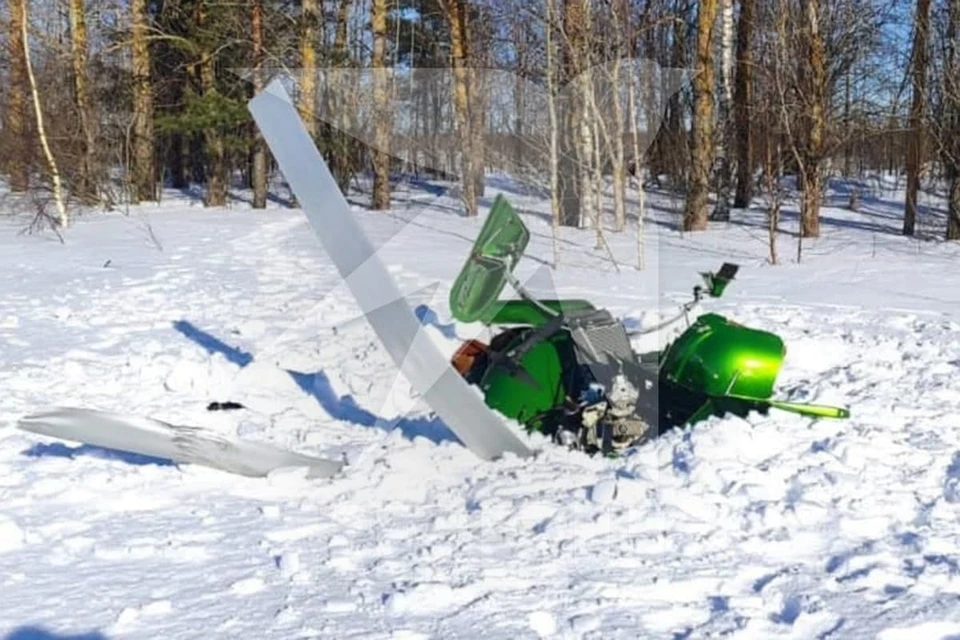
[2,177,960,639]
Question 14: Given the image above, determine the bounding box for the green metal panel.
[490,299,596,327]
[480,333,569,427]
[660,313,785,400]
[449,195,530,324]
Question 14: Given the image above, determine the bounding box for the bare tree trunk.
[946,0,960,240]
[611,55,627,232]
[556,0,586,227]
[545,0,562,250]
[662,0,689,188]
[329,0,354,192]
[442,0,477,216]
[733,0,754,208]
[609,0,628,233]
[683,0,718,231]
[469,16,487,199]
[711,0,734,220]
[299,0,319,137]
[6,0,29,192]
[949,177,960,241]
[371,0,391,210]
[22,2,68,226]
[581,80,621,264]
[334,0,351,62]
[903,0,931,236]
[628,61,645,269]
[799,0,826,238]
[251,0,267,209]
[131,0,155,202]
[513,20,527,175]
[764,130,780,265]
[577,0,597,231]
[68,0,98,203]
[842,71,852,177]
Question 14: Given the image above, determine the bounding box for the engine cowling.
[659,313,785,401]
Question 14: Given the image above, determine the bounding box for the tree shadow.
[172,320,458,446]
[402,177,449,198]
[3,627,109,640]
[21,442,176,468]
[172,320,252,367]
[716,209,802,239]
[481,174,551,200]
[170,178,295,209]
[638,176,950,241]
[226,190,295,208]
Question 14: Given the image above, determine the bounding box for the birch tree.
[609,0,629,233]
[512,19,529,174]
[710,0,734,220]
[628,60,646,269]
[469,16,488,199]
[21,0,68,225]
[545,0,562,237]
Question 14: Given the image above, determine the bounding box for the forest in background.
[1,0,958,248]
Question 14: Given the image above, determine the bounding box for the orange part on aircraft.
[451,339,488,376]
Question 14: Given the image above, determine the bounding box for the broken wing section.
[248,80,532,462]
[19,407,344,478]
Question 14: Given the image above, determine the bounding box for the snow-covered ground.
[2,178,960,639]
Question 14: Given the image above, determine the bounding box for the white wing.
[248,80,533,461]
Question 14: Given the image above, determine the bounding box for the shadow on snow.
[3,628,109,640]
[21,442,175,468]
[172,319,458,446]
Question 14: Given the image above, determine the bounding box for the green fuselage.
[448,194,848,437]
[471,302,788,435]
